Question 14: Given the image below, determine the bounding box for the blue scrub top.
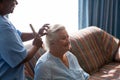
[0,15,27,80]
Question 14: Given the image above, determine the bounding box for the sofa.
[25,26,120,80]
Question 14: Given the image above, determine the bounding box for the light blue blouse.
[0,15,27,80]
[34,51,89,80]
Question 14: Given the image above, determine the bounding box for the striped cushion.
[25,46,46,79]
[101,30,119,62]
[25,50,41,79]
[70,26,119,74]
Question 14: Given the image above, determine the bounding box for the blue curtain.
[78,0,89,29]
[78,0,120,39]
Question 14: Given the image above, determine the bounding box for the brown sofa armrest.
[114,41,120,62]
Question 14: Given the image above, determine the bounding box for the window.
[9,0,78,33]
[9,0,78,44]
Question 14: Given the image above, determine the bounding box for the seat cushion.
[89,62,120,80]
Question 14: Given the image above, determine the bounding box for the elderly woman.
[34,24,89,80]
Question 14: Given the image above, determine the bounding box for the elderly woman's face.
[0,0,18,15]
[54,29,71,52]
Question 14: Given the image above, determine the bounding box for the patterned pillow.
[25,46,46,79]
[101,29,119,62]
[69,26,119,74]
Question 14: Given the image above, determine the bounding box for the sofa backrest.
[70,26,119,74]
[24,43,46,79]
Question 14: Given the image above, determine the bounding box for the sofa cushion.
[25,50,41,79]
[70,27,105,74]
[70,26,119,74]
[101,28,119,63]
[24,43,46,80]
[89,62,120,80]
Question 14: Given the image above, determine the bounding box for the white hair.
[45,24,66,50]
